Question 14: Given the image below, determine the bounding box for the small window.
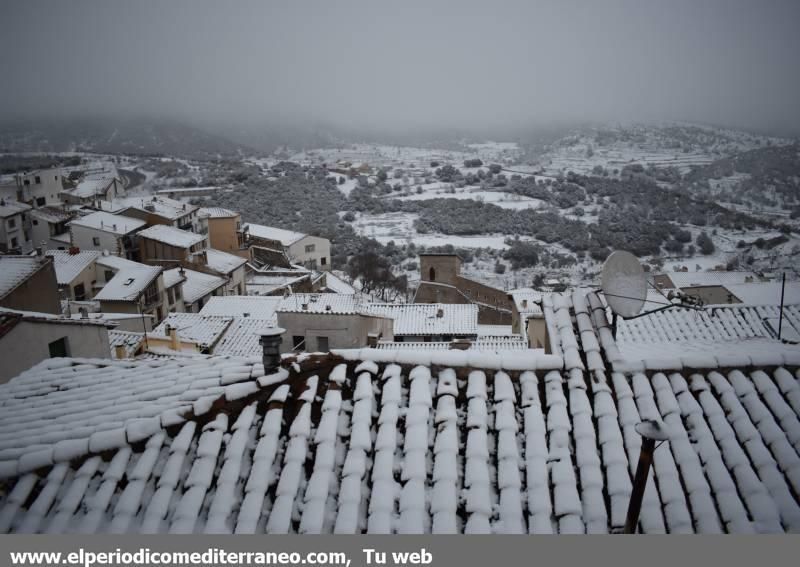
[8,218,15,229]
[32,219,39,226]
[104,269,115,282]
[36,197,46,206]
[292,335,305,351]
[316,336,329,352]
[10,237,18,248]
[34,176,41,184]
[23,179,30,186]
[74,283,86,301]
[429,267,436,281]
[168,287,175,304]
[305,244,316,253]
[55,175,58,181]
[93,237,100,246]
[320,257,327,266]
[48,337,70,358]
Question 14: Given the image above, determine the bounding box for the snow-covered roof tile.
[93,259,162,302]
[198,249,247,275]
[152,313,232,348]
[0,340,798,534]
[199,295,281,322]
[45,250,101,285]
[198,207,238,219]
[322,271,356,294]
[277,293,362,315]
[137,225,206,248]
[660,270,761,289]
[108,330,145,358]
[721,282,800,307]
[246,223,307,246]
[0,200,31,218]
[164,268,226,304]
[68,211,146,235]
[364,303,478,336]
[508,288,544,316]
[105,196,198,220]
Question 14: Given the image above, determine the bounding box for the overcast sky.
[2,0,799,135]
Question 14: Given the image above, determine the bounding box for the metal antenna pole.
[778,272,786,341]
[624,436,656,534]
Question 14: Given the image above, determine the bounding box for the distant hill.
[0,117,256,159]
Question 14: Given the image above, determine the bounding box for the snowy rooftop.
[0,346,797,533]
[93,258,162,302]
[364,303,479,336]
[164,268,226,304]
[0,200,31,218]
[198,249,247,275]
[108,330,145,358]
[477,324,516,337]
[0,256,48,299]
[246,274,309,295]
[323,272,356,294]
[199,296,281,323]
[377,336,528,351]
[106,196,198,220]
[69,211,146,235]
[246,223,307,246]
[162,267,186,289]
[508,288,544,317]
[199,207,238,219]
[137,225,206,248]
[722,281,800,307]
[65,177,115,198]
[29,206,73,224]
[45,250,101,285]
[152,313,232,349]
[213,317,276,358]
[659,270,761,289]
[277,293,363,315]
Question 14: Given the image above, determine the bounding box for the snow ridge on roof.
[93,258,162,302]
[152,313,232,348]
[199,295,281,322]
[200,249,247,274]
[165,268,226,304]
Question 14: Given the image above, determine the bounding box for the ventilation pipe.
[259,327,285,373]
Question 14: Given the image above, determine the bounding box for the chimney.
[35,245,42,256]
[521,299,528,308]
[259,327,285,373]
[79,307,89,319]
[168,324,180,351]
[436,308,444,318]
[367,333,379,348]
[114,344,128,359]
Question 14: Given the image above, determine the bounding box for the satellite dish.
[601,250,647,318]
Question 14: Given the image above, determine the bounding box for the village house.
[0,254,60,314]
[414,253,513,324]
[68,211,146,260]
[137,224,207,264]
[0,286,798,533]
[508,288,549,350]
[149,312,233,354]
[190,248,247,295]
[60,166,124,205]
[101,195,200,232]
[164,266,226,312]
[93,255,168,328]
[0,167,64,208]
[276,293,393,353]
[46,249,101,301]
[0,199,32,254]
[198,207,246,256]
[245,223,331,271]
[29,206,75,250]
[0,308,112,383]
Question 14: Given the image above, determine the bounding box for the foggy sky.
[2,0,800,136]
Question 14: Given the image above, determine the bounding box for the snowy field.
[393,188,544,210]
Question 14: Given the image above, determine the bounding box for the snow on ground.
[392,188,544,210]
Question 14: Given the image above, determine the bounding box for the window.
[48,337,70,358]
[36,197,46,207]
[92,237,100,246]
[292,335,305,351]
[23,179,30,186]
[34,176,41,184]
[175,286,181,300]
[7,218,15,229]
[104,269,115,282]
[305,244,316,253]
[74,283,86,301]
[316,336,329,352]
[10,237,18,248]
[54,175,58,181]
[320,257,327,266]
[32,219,38,226]
[167,287,175,305]
[429,267,436,281]
[143,282,159,306]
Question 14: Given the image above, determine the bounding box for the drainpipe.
[624,420,671,534]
